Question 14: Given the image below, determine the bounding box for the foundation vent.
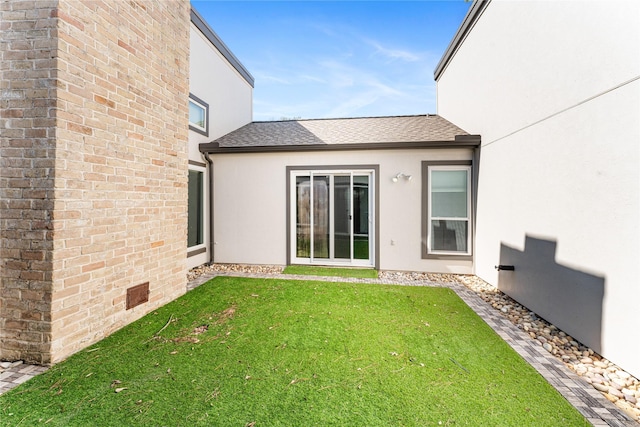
[126,282,149,310]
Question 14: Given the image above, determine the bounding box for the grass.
[283,265,378,279]
[0,277,588,426]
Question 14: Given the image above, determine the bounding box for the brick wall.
[49,0,190,363]
[1,0,190,364]
[0,0,58,364]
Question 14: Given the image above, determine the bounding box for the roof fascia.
[199,136,481,154]
[190,7,255,88]
[434,0,491,81]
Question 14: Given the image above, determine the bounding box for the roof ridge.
[253,114,438,124]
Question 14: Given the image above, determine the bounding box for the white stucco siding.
[188,23,253,161]
[437,1,640,377]
[187,21,253,270]
[210,148,474,273]
[473,80,640,282]
[437,1,639,143]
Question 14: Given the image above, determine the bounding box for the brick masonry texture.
[1,0,58,364]
[1,0,190,364]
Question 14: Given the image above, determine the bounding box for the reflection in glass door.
[293,170,373,266]
[353,175,369,260]
[313,175,329,259]
[333,175,351,259]
[295,176,311,258]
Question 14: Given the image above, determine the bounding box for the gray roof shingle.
[211,115,469,148]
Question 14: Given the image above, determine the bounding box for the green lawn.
[0,277,587,426]
[283,265,378,279]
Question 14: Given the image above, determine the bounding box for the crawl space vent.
[126,282,149,310]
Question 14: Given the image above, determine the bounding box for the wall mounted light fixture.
[392,173,412,182]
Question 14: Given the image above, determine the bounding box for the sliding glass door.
[292,170,374,267]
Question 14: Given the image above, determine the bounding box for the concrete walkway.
[0,362,48,395]
[1,271,635,426]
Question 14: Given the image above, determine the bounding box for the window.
[422,161,472,258]
[188,93,209,136]
[188,169,204,247]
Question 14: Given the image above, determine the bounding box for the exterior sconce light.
[392,173,412,182]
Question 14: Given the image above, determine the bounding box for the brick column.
[0,0,58,363]
[1,0,190,364]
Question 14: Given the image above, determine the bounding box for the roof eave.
[190,7,255,87]
[434,0,491,81]
[199,136,481,154]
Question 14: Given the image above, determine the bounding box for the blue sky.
[191,1,471,121]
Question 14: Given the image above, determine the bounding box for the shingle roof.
[210,115,469,148]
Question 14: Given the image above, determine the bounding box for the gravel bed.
[187,263,284,281]
[188,264,640,423]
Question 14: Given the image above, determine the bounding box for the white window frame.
[188,93,208,136]
[424,163,472,258]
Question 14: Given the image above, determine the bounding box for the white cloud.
[254,72,291,85]
[248,18,439,119]
[192,0,473,119]
[324,91,380,118]
[300,74,326,84]
[365,39,422,62]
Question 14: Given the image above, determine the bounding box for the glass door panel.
[295,176,311,258]
[333,175,351,259]
[353,175,369,260]
[312,176,329,259]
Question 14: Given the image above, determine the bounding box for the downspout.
[472,140,481,275]
[203,152,214,265]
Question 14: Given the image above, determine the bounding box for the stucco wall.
[436,0,640,377]
[187,20,253,269]
[188,23,253,158]
[210,148,474,274]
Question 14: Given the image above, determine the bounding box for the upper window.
[189,93,209,136]
[422,162,472,259]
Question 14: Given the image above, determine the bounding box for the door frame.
[286,165,380,269]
